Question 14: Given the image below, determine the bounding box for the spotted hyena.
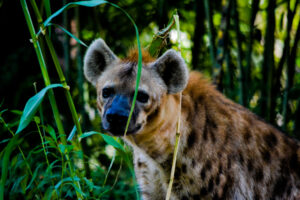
[83,38,300,200]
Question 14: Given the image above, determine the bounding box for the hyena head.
[84,39,188,136]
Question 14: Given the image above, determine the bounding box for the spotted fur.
[84,39,300,200]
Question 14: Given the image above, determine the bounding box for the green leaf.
[67,124,77,141]
[58,144,73,154]
[80,131,124,151]
[26,163,43,190]
[16,84,64,134]
[79,131,100,139]
[46,125,57,143]
[43,0,108,27]
[54,176,80,190]
[46,23,87,47]
[101,133,124,151]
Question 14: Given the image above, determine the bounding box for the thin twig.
[165,12,182,200]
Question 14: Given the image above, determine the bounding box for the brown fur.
[84,41,300,200]
[128,71,300,200]
[123,48,155,63]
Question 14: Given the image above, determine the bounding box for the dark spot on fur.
[200,187,208,196]
[188,130,197,147]
[173,180,182,190]
[212,194,221,200]
[182,164,187,173]
[203,124,208,141]
[272,176,288,198]
[227,159,231,169]
[264,132,278,148]
[161,155,172,171]
[210,129,216,143]
[254,168,264,182]
[192,194,200,199]
[262,150,271,163]
[137,159,146,168]
[206,160,212,170]
[221,176,233,198]
[238,152,245,165]
[200,168,206,180]
[218,165,223,173]
[192,159,196,167]
[208,178,214,192]
[147,107,159,122]
[189,178,194,185]
[175,166,181,180]
[254,193,260,200]
[181,195,188,200]
[243,129,251,143]
[289,152,300,176]
[247,160,254,172]
[151,150,160,160]
[215,176,220,185]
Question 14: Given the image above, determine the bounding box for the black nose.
[106,113,128,126]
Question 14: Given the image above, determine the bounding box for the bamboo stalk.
[165,13,182,200]
[245,0,259,107]
[30,0,83,138]
[282,0,291,130]
[204,0,217,77]
[232,0,244,105]
[261,0,275,121]
[22,0,83,198]
[20,0,66,141]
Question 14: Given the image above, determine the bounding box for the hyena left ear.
[84,39,118,86]
[151,49,189,94]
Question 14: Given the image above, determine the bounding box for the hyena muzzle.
[84,38,300,200]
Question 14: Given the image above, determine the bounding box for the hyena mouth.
[104,124,142,136]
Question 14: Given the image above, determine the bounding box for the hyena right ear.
[84,39,118,86]
[151,49,189,94]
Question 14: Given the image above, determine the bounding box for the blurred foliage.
[0,0,300,199]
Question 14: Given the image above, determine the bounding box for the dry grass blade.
[165,12,182,200]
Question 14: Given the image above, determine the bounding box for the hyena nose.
[106,113,128,126]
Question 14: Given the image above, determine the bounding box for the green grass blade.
[49,23,87,47]
[0,135,21,200]
[80,131,125,151]
[16,84,64,134]
[43,0,108,26]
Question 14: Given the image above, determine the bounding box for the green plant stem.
[20,0,66,142]
[21,0,82,199]
[34,119,57,193]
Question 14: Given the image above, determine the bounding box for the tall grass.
[1,0,144,199]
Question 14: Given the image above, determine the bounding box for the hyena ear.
[84,39,118,86]
[151,49,189,94]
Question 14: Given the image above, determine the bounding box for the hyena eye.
[102,87,114,98]
[137,91,149,103]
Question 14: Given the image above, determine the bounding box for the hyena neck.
[128,94,183,163]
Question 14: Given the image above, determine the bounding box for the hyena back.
[84,39,300,200]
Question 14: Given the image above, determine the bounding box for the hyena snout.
[102,95,140,136]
